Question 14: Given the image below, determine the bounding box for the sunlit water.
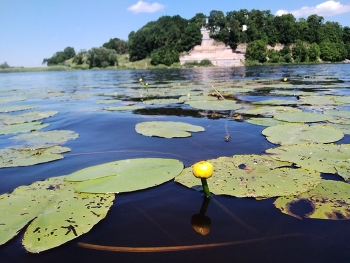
[1,64,350,263]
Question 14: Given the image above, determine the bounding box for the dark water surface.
[1,64,350,263]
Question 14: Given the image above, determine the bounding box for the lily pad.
[236,106,302,116]
[0,105,39,113]
[0,122,49,135]
[0,176,115,252]
[175,155,321,198]
[274,180,350,220]
[246,117,287,127]
[186,100,242,111]
[135,121,205,138]
[266,143,350,181]
[11,130,79,147]
[273,112,332,123]
[105,105,145,111]
[262,123,344,145]
[0,146,70,168]
[2,111,58,125]
[0,97,27,104]
[66,158,184,194]
[252,99,298,106]
[142,98,184,105]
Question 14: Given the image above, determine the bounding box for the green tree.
[43,46,76,65]
[86,47,118,68]
[274,14,298,44]
[150,47,179,66]
[102,38,128,54]
[0,61,10,69]
[319,40,347,62]
[306,14,324,44]
[292,40,308,62]
[246,39,267,63]
[308,43,321,61]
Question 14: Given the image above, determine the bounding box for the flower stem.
[201,178,211,198]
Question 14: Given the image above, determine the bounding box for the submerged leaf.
[67,158,184,194]
[266,143,350,181]
[0,176,114,252]
[274,180,350,220]
[175,155,321,198]
[262,123,344,145]
[135,121,205,138]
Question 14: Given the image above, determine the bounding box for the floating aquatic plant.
[0,176,114,253]
[0,122,49,135]
[135,121,205,138]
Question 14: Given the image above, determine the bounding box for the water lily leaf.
[66,158,184,194]
[186,100,242,111]
[273,112,332,123]
[0,122,49,135]
[0,105,39,113]
[175,155,321,198]
[334,96,350,104]
[135,121,205,138]
[246,117,287,127]
[324,109,350,119]
[95,99,121,104]
[327,123,350,134]
[0,146,70,168]
[262,123,344,145]
[252,99,298,106]
[179,95,218,101]
[274,180,350,220]
[237,106,302,116]
[0,176,115,252]
[11,130,79,147]
[299,95,341,105]
[142,98,184,105]
[2,111,58,125]
[0,97,27,104]
[266,143,350,181]
[105,105,145,111]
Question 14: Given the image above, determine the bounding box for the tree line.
[43,9,350,68]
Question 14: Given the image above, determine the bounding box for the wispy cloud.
[276,0,350,17]
[127,1,164,14]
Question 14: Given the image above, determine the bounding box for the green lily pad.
[274,180,350,220]
[327,123,350,134]
[175,155,321,198]
[0,146,70,168]
[135,121,205,138]
[0,97,27,104]
[266,143,350,181]
[0,122,49,135]
[95,99,122,104]
[65,158,184,194]
[0,105,39,113]
[0,176,115,252]
[186,100,242,111]
[11,130,79,147]
[105,105,145,111]
[273,112,332,123]
[246,117,287,127]
[252,99,298,106]
[2,111,58,125]
[299,95,341,105]
[262,123,344,145]
[237,106,302,116]
[142,98,184,105]
[334,96,350,104]
[179,95,218,101]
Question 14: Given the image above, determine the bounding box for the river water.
[0,64,350,263]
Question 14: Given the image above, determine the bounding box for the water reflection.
[191,197,211,236]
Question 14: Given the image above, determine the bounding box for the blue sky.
[1,0,350,67]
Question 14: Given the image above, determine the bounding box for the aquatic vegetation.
[1,111,58,125]
[236,106,302,116]
[0,104,39,113]
[192,161,214,198]
[274,180,350,220]
[66,158,184,194]
[135,121,205,138]
[262,123,344,145]
[273,112,332,123]
[175,154,321,198]
[266,143,350,181]
[186,100,243,111]
[0,121,49,135]
[0,176,114,253]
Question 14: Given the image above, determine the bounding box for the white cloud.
[127,1,164,14]
[276,0,350,17]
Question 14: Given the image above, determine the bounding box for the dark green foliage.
[306,15,324,44]
[246,40,267,63]
[308,43,321,62]
[292,40,308,62]
[267,50,281,63]
[43,46,76,66]
[0,61,10,69]
[150,47,179,66]
[274,14,298,45]
[319,40,348,62]
[128,15,202,64]
[183,59,213,67]
[72,49,86,65]
[86,47,118,68]
[102,38,128,54]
